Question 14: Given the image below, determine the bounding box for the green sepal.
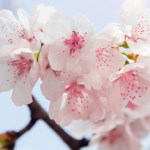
[119,41,129,49]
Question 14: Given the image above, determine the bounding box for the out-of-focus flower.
[91,105,150,150]
[120,0,150,55]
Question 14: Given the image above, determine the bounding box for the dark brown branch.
[15,119,37,139]
[28,96,89,150]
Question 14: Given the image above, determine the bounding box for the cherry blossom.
[0,9,38,49]
[0,4,56,51]
[120,0,150,55]
[38,12,95,77]
[0,48,39,105]
[109,63,150,112]
[92,120,141,150]
[49,82,106,125]
[41,68,107,125]
[0,5,56,105]
[91,106,150,150]
[83,35,125,90]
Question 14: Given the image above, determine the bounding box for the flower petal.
[12,76,33,106]
[0,64,15,92]
[41,70,64,101]
[120,0,147,25]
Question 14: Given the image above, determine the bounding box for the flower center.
[8,57,32,79]
[65,82,89,113]
[64,31,85,55]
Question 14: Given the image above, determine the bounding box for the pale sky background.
[0,0,150,150]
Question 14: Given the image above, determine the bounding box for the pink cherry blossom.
[0,5,56,105]
[91,106,150,150]
[109,63,150,112]
[120,0,150,55]
[95,123,141,150]
[39,13,126,125]
[41,68,107,125]
[40,44,108,125]
[0,10,37,49]
[0,5,56,51]
[83,37,125,90]
[38,12,95,77]
[0,48,39,105]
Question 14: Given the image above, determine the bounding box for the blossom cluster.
[1,0,150,149]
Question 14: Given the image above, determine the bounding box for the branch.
[28,96,89,150]
[15,119,37,139]
[1,96,89,150]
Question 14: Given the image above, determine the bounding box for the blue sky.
[1,0,150,150]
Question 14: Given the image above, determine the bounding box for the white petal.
[137,56,150,71]
[41,70,64,101]
[127,40,150,56]
[12,76,33,106]
[44,12,72,42]
[0,10,14,19]
[132,71,150,106]
[132,10,150,40]
[49,100,72,126]
[0,64,15,92]
[108,81,125,113]
[31,4,56,31]
[95,39,125,77]
[0,10,16,25]
[48,41,68,70]
[99,23,124,43]
[120,0,147,25]
[83,71,102,90]
[17,9,30,32]
[73,14,94,34]
[29,60,39,86]
[67,120,95,139]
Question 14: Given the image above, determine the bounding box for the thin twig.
[15,119,37,139]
